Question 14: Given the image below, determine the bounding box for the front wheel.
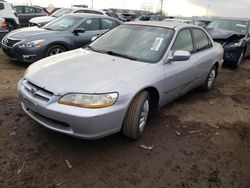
[46,45,66,57]
[201,65,217,91]
[122,91,150,140]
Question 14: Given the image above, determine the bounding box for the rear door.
[190,28,214,86]
[164,29,196,100]
[71,18,101,48]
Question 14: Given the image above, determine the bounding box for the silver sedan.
[18,21,224,140]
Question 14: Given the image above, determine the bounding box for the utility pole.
[30,0,32,6]
[206,4,210,17]
[159,0,164,14]
[91,0,93,8]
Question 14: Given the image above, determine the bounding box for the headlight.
[58,93,118,108]
[227,41,242,47]
[19,39,45,48]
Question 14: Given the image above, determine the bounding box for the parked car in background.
[101,9,120,19]
[0,1,19,30]
[0,17,8,40]
[164,19,195,25]
[14,5,49,27]
[2,14,121,63]
[48,8,61,15]
[206,19,250,68]
[18,21,223,140]
[150,15,172,21]
[135,14,155,21]
[29,8,108,27]
[120,13,136,22]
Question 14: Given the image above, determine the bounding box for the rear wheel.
[122,91,150,140]
[46,45,66,57]
[201,65,217,91]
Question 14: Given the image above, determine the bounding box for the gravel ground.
[0,49,250,188]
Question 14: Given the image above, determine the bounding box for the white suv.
[0,0,19,30]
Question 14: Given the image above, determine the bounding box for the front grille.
[23,80,54,102]
[2,37,21,48]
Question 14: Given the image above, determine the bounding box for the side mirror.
[169,50,191,62]
[91,35,99,42]
[73,28,85,34]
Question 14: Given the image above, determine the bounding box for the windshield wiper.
[104,51,138,61]
[85,46,106,54]
[43,27,53,31]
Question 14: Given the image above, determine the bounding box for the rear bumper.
[18,80,129,139]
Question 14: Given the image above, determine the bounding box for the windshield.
[89,25,174,63]
[51,8,74,18]
[207,19,249,34]
[43,15,81,31]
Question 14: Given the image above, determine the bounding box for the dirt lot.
[0,49,250,188]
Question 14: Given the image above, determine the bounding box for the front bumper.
[223,46,243,63]
[18,79,129,139]
[1,43,45,63]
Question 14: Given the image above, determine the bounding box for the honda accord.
[18,21,223,140]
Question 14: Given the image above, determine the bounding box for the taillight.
[2,22,7,30]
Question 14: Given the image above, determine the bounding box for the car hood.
[29,16,55,24]
[206,28,245,40]
[25,48,150,95]
[7,27,57,40]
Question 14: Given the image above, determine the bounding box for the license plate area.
[22,97,37,112]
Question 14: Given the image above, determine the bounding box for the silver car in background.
[18,21,224,140]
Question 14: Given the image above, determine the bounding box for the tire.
[45,45,66,57]
[122,91,150,140]
[232,51,244,69]
[201,65,217,91]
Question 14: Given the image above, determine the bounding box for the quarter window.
[101,19,118,30]
[172,29,194,53]
[78,19,100,31]
[35,8,42,13]
[192,29,212,52]
[0,3,4,10]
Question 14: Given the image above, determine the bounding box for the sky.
[7,0,250,18]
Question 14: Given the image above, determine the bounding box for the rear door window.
[78,18,100,31]
[172,29,194,53]
[192,29,212,52]
[101,19,119,30]
[24,6,36,13]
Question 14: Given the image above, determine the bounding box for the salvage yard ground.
[0,49,250,187]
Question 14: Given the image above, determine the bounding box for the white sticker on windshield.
[151,38,164,51]
[236,24,246,28]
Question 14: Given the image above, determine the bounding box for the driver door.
[164,29,196,102]
[71,18,102,48]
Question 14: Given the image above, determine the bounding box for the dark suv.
[14,5,48,27]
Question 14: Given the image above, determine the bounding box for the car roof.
[124,21,199,29]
